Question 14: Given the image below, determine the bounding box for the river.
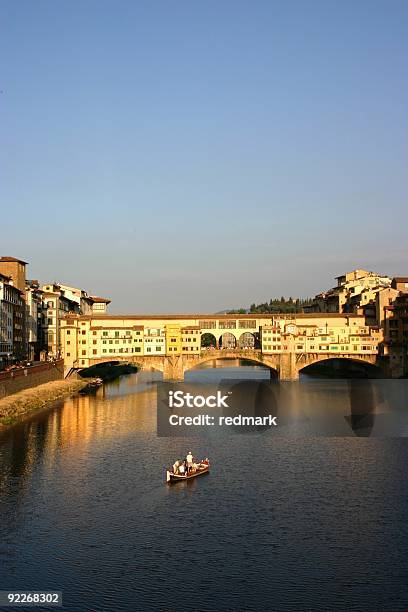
[1,362,408,611]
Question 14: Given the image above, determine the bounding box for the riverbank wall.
[0,361,64,399]
[0,378,89,430]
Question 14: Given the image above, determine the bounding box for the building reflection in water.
[1,371,408,510]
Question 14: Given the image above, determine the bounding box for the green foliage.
[229,297,313,315]
[201,333,217,347]
[0,416,16,426]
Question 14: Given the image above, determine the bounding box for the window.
[93,340,97,345]
[115,331,119,337]
[219,320,236,329]
[156,346,161,351]
[135,347,140,352]
[103,349,107,353]
[82,350,86,355]
[103,331,108,336]
[67,341,70,345]
[199,320,216,329]
[93,331,97,335]
[67,330,70,335]
[93,350,97,354]
[239,320,257,329]
[66,352,70,357]
[147,347,151,352]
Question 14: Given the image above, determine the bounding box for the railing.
[0,360,64,382]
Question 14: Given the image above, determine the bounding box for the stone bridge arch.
[86,355,167,374]
[182,350,280,378]
[297,353,381,377]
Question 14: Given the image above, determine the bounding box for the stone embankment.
[0,360,64,399]
[0,378,89,430]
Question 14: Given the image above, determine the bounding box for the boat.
[166,459,210,483]
[79,377,104,395]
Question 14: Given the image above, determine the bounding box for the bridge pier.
[278,352,299,381]
[163,356,185,381]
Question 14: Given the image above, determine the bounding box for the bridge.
[83,349,380,381]
[61,312,385,380]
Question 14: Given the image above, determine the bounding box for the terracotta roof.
[62,312,363,321]
[0,256,28,264]
[91,296,111,304]
[89,326,143,331]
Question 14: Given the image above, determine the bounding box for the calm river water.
[1,362,408,611]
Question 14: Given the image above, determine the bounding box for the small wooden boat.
[166,460,210,484]
[79,377,104,395]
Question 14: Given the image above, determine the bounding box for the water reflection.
[0,367,408,612]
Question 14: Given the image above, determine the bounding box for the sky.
[1,1,407,313]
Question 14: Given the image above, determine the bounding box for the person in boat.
[178,461,185,476]
[186,451,194,474]
[172,460,180,474]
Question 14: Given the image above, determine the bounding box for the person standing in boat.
[186,451,193,474]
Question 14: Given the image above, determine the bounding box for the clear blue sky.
[1,1,407,313]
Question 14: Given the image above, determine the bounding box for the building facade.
[383,293,408,377]
[0,257,28,367]
[41,284,81,358]
[91,297,111,314]
[25,280,43,362]
[60,313,381,369]
[0,273,14,367]
[304,269,392,315]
